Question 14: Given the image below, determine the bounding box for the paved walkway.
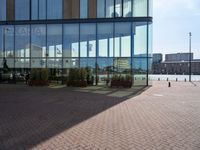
[0,82,200,150]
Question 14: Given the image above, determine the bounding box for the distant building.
[152,52,200,75]
[153,61,200,75]
[165,53,193,62]
[153,53,163,63]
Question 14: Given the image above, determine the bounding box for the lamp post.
[189,32,192,82]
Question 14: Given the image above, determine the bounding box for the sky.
[153,0,200,59]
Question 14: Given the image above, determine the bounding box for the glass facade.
[15,0,30,20]
[0,0,152,86]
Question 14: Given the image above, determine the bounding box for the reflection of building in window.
[113,58,130,70]
[30,44,43,57]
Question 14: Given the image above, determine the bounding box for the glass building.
[0,0,153,86]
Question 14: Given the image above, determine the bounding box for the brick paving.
[0,82,200,150]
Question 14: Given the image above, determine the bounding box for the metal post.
[189,32,192,82]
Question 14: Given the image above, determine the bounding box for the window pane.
[47,0,62,19]
[133,0,147,17]
[97,23,113,57]
[31,25,46,57]
[106,0,114,18]
[63,58,79,68]
[97,0,105,18]
[31,0,38,20]
[15,0,30,20]
[31,58,46,68]
[148,22,153,57]
[5,26,14,58]
[80,23,96,57]
[132,58,147,85]
[15,25,30,57]
[80,0,88,18]
[0,0,6,21]
[39,0,47,19]
[0,26,2,57]
[115,0,122,17]
[47,25,62,57]
[123,0,132,17]
[63,24,79,57]
[115,22,131,57]
[15,58,30,68]
[134,22,147,57]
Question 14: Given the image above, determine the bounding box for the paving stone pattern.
[0,82,200,150]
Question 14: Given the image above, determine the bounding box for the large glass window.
[31,25,46,58]
[148,22,153,57]
[115,0,122,17]
[47,0,62,19]
[80,0,88,18]
[63,24,79,57]
[31,0,38,20]
[31,0,46,20]
[123,0,132,17]
[97,0,105,18]
[15,0,30,20]
[15,25,30,58]
[134,22,147,57]
[0,0,6,21]
[132,58,147,85]
[133,0,147,17]
[31,58,46,68]
[115,22,131,57]
[97,23,114,57]
[0,26,2,57]
[5,26,14,58]
[47,24,62,58]
[80,23,96,57]
[106,0,114,18]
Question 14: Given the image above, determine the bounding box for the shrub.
[41,69,49,81]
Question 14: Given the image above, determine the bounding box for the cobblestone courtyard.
[0,82,200,150]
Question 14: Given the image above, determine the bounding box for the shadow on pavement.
[0,84,149,149]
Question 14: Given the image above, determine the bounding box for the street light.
[189,32,192,82]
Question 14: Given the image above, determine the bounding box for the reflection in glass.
[31,58,46,68]
[47,0,62,19]
[80,0,88,18]
[15,59,29,68]
[15,0,30,20]
[132,58,147,85]
[80,23,96,57]
[5,26,14,58]
[15,25,30,58]
[47,24,62,57]
[63,24,79,57]
[123,0,132,17]
[115,0,122,17]
[115,22,131,57]
[31,25,46,57]
[63,58,79,68]
[97,0,105,18]
[0,0,6,21]
[32,0,46,20]
[106,0,114,18]
[97,23,113,57]
[134,22,147,57]
[133,0,147,17]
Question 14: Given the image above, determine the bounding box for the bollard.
[168,82,171,87]
[176,78,178,82]
[167,78,168,81]
[158,78,160,81]
[185,78,186,82]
